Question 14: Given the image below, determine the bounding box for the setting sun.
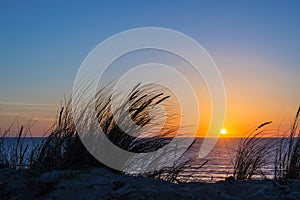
[220,129,227,135]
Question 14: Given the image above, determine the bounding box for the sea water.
[0,137,279,182]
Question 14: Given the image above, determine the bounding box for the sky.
[0,1,299,137]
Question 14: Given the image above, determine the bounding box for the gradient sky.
[0,1,299,137]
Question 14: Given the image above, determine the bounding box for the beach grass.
[233,121,275,180]
[1,83,200,182]
[274,106,300,179]
[0,122,35,169]
[1,84,300,183]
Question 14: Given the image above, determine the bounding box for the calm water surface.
[1,137,278,182]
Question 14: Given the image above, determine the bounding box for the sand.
[1,167,300,200]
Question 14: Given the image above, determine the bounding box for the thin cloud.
[0,100,58,111]
[0,100,57,107]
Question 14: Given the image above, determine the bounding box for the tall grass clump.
[233,121,274,180]
[93,83,177,152]
[29,83,197,181]
[274,106,300,179]
[0,83,202,182]
[0,122,36,169]
[30,100,102,172]
[74,83,198,177]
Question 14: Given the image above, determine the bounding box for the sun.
[220,129,227,135]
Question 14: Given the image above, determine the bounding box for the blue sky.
[0,1,299,135]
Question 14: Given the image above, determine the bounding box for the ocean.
[0,137,278,182]
[180,138,275,182]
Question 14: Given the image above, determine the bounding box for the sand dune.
[1,168,300,200]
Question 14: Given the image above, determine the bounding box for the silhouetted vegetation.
[274,106,300,179]
[233,122,275,180]
[2,82,298,183]
[0,84,200,182]
[0,123,35,169]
